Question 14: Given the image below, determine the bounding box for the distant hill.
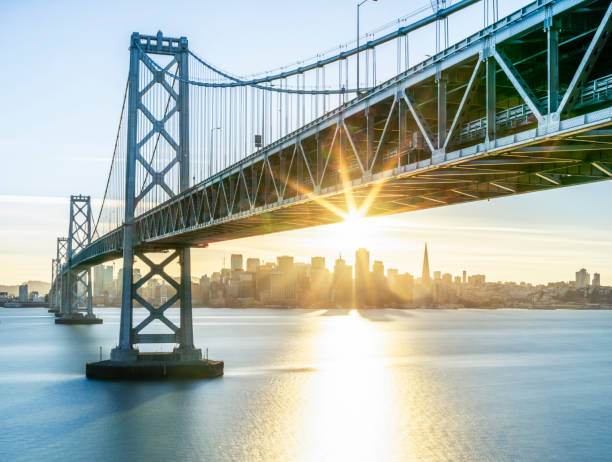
[0,280,50,296]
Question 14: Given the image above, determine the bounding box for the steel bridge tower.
[108,32,208,368]
[56,195,102,324]
[48,237,67,314]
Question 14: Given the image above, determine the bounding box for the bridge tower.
[56,195,102,324]
[49,237,68,315]
[94,31,222,379]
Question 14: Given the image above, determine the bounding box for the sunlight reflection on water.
[1,307,612,462]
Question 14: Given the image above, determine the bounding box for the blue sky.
[1,0,611,285]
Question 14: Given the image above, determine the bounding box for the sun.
[325,210,378,255]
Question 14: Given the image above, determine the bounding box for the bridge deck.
[72,0,612,269]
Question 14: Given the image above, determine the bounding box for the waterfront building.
[18,284,28,302]
[593,273,601,287]
[575,268,590,289]
[469,274,486,286]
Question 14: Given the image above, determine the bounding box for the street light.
[357,0,379,94]
[209,126,221,177]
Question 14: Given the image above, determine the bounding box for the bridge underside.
[73,0,612,269]
[153,125,612,245]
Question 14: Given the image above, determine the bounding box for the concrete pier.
[86,352,223,380]
[55,313,103,325]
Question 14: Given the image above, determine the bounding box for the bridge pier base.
[86,355,223,380]
[89,249,223,380]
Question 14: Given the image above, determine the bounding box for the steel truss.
[59,195,96,319]
[72,0,612,270]
[111,32,200,361]
[50,237,68,310]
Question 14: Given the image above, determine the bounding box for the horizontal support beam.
[133,333,178,344]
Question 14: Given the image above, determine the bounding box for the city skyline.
[89,242,607,296]
[2,0,611,286]
[84,243,610,310]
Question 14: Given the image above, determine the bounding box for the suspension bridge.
[47,0,612,379]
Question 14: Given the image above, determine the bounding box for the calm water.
[0,307,611,461]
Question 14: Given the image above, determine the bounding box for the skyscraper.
[94,265,104,297]
[332,255,353,306]
[422,243,431,282]
[231,254,243,272]
[18,284,28,302]
[355,248,371,306]
[246,258,260,273]
[575,268,590,289]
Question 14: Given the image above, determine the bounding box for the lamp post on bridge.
[209,126,221,177]
[356,0,379,94]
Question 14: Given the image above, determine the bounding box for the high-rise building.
[200,275,210,304]
[277,256,294,274]
[592,273,601,287]
[372,260,384,278]
[462,270,467,284]
[468,274,486,285]
[371,260,387,306]
[332,255,353,306]
[18,284,28,302]
[94,265,104,297]
[102,266,114,296]
[246,258,260,273]
[575,268,590,289]
[231,254,244,272]
[309,257,330,306]
[94,265,114,297]
[270,256,296,303]
[433,270,441,280]
[387,268,398,284]
[422,243,431,282]
[355,248,371,306]
[311,256,325,271]
[395,273,414,303]
[116,267,141,299]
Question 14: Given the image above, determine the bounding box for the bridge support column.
[91,31,222,380]
[56,195,102,325]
